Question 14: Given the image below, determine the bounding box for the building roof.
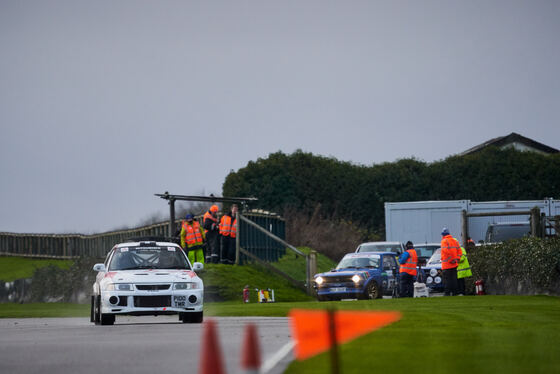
[459,132,559,156]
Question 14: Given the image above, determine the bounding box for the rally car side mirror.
[93,263,106,272]
[193,262,204,271]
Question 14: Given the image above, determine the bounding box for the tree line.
[223,148,560,238]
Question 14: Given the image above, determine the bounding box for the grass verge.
[0,256,73,282]
[0,303,90,318]
[200,263,312,302]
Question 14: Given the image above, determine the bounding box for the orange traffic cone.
[241,323,261,373]
[199,319,226,374]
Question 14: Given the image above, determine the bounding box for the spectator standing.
[180,214,206,265]
[440,228,460,296]
[456,244,473,295]
[203,205,220,263]
[219,204,238,264]
[398,241,418,297]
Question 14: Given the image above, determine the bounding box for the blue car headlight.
[351,274,362,284]
[315,276,324,286]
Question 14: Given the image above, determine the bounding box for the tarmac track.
[0,316,294,374]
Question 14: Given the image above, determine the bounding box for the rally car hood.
[103,269,201,284]
[318,269,373,277]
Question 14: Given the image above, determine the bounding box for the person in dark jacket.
[219,204,238,264]
[203,205,220,263]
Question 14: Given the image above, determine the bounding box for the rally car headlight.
[315,276,324,285]
[104,283,132,291]
[434,276,442,284]
[426,277,433,284]
[173,282,198,290]
[429,268,438,277]
[351,274,362,283]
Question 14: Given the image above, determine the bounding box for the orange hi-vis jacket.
[219,215,237,238]
[441,235,461,270]
[399,249,418,276]
[182,221,203,246]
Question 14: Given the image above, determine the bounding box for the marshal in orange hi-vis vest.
[219,215,237,238]
[288,309,401,360]
[399,249,418,276]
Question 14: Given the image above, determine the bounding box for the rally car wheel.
[94,295,101,324]
[365,281,381,299]
[100,313,115,325]
[90,295,95,323]
[181,312,203,323]
[94,295,115,325]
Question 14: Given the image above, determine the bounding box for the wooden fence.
[0,211,287,261]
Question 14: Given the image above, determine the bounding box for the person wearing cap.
[180,214,206,265]
[219,204,238,265]
[203,205,220,263]
[398,241,418,297]
[440,228,461,296]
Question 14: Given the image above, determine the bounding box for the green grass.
[200,263,313,302]
[0,256,73,282]
[274,246,336,282]
[280,296,560,374]
[0,303,89,318]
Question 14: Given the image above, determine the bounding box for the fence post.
[461,209,468,247]
[530,207,540,237]
[168,198,176,238]
[235,209,240,265]
[307,250,317,296]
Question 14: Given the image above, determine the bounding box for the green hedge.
[469,237,560,295]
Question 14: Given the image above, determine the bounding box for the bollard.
[241,323,261,373]
[243,285,250,303]
[199,320,226,374]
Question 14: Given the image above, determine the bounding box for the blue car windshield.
[357,244,401,253]
[336,256,380,270]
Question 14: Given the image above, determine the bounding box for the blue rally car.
[313,252,400,301]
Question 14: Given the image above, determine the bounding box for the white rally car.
[91,240,204,325]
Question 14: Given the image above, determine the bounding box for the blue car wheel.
[364,281,381,299]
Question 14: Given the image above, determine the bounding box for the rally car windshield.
[414,245,440,258]
[336,256,380,270]
[427,248,442,265]
[108,246,190,271]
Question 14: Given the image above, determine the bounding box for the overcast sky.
[1,0,559,234]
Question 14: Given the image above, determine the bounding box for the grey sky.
[1,0,559,234]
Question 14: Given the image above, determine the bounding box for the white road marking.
[261,340,295,373]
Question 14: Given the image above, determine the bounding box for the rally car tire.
[94,295,101,324]
[100,313,115,325]
[317,295,329,302]
[94,295,115,325]
[364,281,381,299]
[90,295,95,323]
[181,312,203,323]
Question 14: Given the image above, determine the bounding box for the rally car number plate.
[173,295,186,307]
[330,287,346,292]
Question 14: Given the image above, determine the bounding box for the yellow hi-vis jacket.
[457,247,472,279]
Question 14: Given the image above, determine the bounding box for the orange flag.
[289,309,402,360]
